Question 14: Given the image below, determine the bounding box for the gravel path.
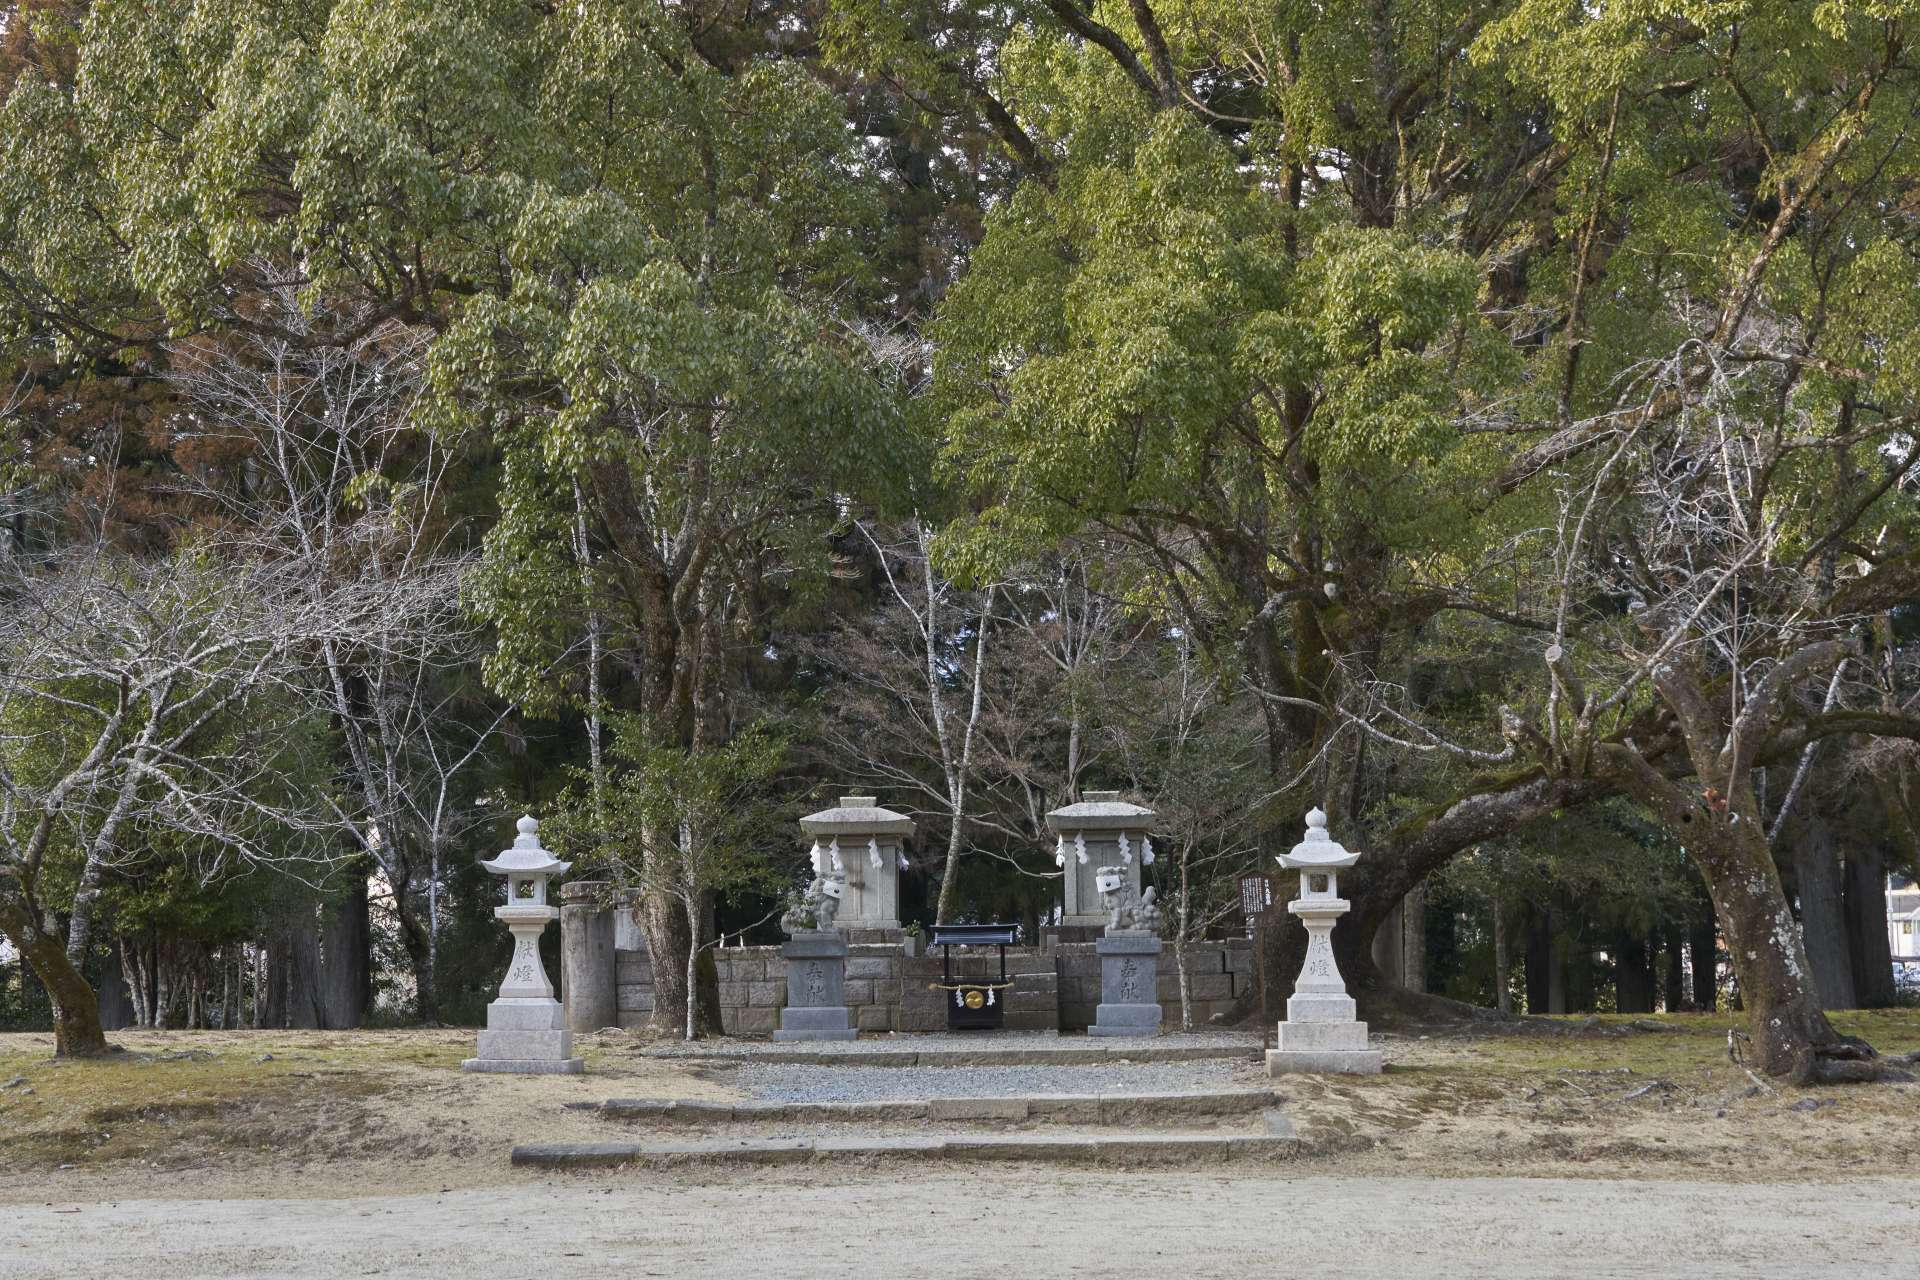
[719,1058,1254,1102]
[640,1029,1263,1059]
[10,1173,1916,1279]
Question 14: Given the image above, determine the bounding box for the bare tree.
[166,283,503,1021]
[0,545,396,1054]
[823,520,998,923]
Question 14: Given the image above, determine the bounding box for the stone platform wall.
[599,938,1251,1035]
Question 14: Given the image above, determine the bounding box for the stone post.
[560,881,616,1034]
[462,816,585,1074]
[1045,792,1157,929]
[1090,862,1164,1037]
[775,931,856,1041]
[1266,809,1382,1075]
[1091,933,1163,1037]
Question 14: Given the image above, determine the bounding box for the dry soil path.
[4,1170,1913,1279]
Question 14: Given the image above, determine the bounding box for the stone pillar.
[1267,810,1382,1076]
[1090,933,1163,1037]
[560,881,616,1034]
[776,931,856,1041]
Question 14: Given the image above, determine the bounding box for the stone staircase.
[516,1083,1301,1169]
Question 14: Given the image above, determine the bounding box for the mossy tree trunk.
[0,897,108,1057]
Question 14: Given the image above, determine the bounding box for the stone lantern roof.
[480,815,571,877]
[1045,791,1156,832]
[799,795,916,838]
[1277,808,1360,871]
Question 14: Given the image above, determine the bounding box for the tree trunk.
[1689,919,1717,1011]
[1791,813,1855,1009]
[1615,933,1654,1014]
[0,899,108,1056]
[935,806,965,925]
[260,934,289,1029]
[285,918,324,1030]
[1844,848,1896,1009]
[1662,926,1686,1012]
[1694,817,1850,1080]
[1492,887,1513,1015]
[1549,925,1570,1013]
[320,871,371,1029]
[1525,911,1552,1014]
[98,943,135,1031]
[643,889,693,1036]
[393,893,437,1024]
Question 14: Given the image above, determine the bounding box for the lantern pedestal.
[1266,898,1381,1075]
[1089,932,1163,1037]
[775,931,857,1041]
[464,905,584,1073]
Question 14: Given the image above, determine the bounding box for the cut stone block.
[485,998,567,1031]
[462,1057,585,1075]
[476,1028,574,1061]
[1264,1048,1382,1074]
[1275,1020,1370,1052]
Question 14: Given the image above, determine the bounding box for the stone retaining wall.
[598,937,1251,1035]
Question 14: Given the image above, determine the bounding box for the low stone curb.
[583,1088,1278,1126]
[511,1132,1303,1169]
[642,1043,1258,1067]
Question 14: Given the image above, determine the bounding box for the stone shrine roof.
[799,795,916,838]
[1045,790,1157,832]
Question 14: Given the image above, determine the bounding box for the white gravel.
[640,1029,1263,1059]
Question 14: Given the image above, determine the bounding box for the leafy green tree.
[544,721,794,1040]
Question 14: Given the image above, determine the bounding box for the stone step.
[579,1087,1277,1127]
[511,1131,1302,1169]
[642,1042,1258,1067]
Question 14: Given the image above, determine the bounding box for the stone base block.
[1089,1002,1162,1037]
[1265,1048,1382,1076]
[475,1028,574,1061]
[1275,1020,1369,1052]
[776,1004,855,1041]
[772,1027,860,1042]
[462,1056,585,1074]
[486,997,567,1031]
[1285,993,1357,1022]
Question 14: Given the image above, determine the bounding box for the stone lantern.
[1266,809,1381,1075]
[798,794,914,936]
[462,815,584,1074]
[1045,791,1156,930]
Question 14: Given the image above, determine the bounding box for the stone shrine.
[1266,809,1382,1075]
[798,794,914,934]
[463,815,585,1074]
[1045,792,1157,929]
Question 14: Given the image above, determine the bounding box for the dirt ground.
[6,1011,1917,1198]
[2,1013,1918,1276]
[5,1171,1916,1280]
